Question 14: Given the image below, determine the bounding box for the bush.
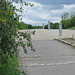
[0,55,19,75]
[0,0,35,75]
[0,1,35,64]
[0,54,26,75]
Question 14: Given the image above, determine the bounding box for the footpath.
[18,29,75,75]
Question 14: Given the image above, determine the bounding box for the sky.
[12,0,75,26]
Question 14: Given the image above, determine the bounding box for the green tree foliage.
[51,23,59,29]
[61,12,69,20]
[61,19,71,29]
[71,16,75,27]
[17,21,28,30]
[61,11,75,29]
[0,0,35,64]
[28,24,34,29]
[44,22,59,29]
[33,25,42,29]
[44,25,48,29]
[16,21,42,30]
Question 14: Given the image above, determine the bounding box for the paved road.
[19,40,75,75]
[18,29,75,75]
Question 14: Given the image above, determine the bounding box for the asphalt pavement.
[18,40,75,75]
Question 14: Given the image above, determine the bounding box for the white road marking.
[38,64,45,66]
[28,63,38,66]
[21,61,75,67]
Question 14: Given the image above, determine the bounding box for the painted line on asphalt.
[20,61,75,67]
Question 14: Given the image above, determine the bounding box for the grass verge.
[61,38,75,48]
[0,55,26,75]
[68,26,75,30]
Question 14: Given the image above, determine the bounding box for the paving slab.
[19,29,75,40]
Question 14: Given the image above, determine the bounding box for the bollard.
[48,21,50,30]
[59,23,62,36]
[43,23,44,29]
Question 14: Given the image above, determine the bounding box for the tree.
[61,11,69,20]
[45,25,48,29]
[71,17,75,27]
[28,24,33,29]
[61,11,75,29]
[17,21,28,29]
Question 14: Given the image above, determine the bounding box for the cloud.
[64,4,75,9]
[12,1,75,25]
[30,0,75,5]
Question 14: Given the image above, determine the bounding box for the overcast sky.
[13,0,75,26]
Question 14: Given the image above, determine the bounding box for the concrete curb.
[55,38,75,48]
